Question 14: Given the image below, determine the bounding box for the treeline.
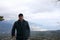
[0,16,4,21]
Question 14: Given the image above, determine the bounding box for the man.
[11,13,30,40]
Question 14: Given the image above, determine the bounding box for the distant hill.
[0,20,40,34]
[0,20,60,40]
[0,20,12,34]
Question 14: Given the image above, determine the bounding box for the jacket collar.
[18,19,25,22]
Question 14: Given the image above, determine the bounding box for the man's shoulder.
[14,20,28,23]
[24,20,28,23]
[14,21,18,24]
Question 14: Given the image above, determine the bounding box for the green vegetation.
[0,16,4,21]
[0,30,60,40]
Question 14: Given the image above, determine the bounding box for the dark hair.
[18,13,23,17]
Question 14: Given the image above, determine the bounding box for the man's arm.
[11,22,16,38]
[27,22,30,35]
[27,22,30,32]
[26,22,30,38]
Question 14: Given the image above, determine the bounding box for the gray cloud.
[21,0,60,13]
[0,0,60,17]
[0,0,60,30]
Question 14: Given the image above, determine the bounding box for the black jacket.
[11,20,30,39]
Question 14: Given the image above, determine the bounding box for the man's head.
[18,13,23,21]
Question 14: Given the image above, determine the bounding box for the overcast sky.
[0,0,60,31]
